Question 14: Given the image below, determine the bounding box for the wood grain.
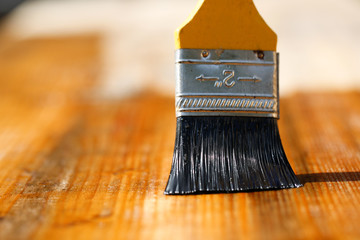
[0,36,360,240]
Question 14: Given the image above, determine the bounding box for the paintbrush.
[164,0,302,194]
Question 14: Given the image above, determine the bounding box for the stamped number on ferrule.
[195,70,261,88]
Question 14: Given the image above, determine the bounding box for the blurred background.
[0,0,359,98]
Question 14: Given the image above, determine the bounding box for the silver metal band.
[175,49,279,118]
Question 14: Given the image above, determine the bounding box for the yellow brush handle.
[175,0,277,51]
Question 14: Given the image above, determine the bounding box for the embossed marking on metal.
[176,49,279,118]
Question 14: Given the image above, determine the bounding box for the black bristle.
[164,116,303,195]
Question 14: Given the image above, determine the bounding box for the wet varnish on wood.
[0,36,360,240]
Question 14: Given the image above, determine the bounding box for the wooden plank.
[0,37,360,240]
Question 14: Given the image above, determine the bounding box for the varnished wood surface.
[0,36,360,240]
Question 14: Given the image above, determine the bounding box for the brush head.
[165,0,302,195]
[165,117,302,195]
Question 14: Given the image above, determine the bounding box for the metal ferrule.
[175,49,279,118]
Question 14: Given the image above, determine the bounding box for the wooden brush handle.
[175,0,277,51]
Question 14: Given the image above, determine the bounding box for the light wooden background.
[0,35,360,240]
[3,0,360,98]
